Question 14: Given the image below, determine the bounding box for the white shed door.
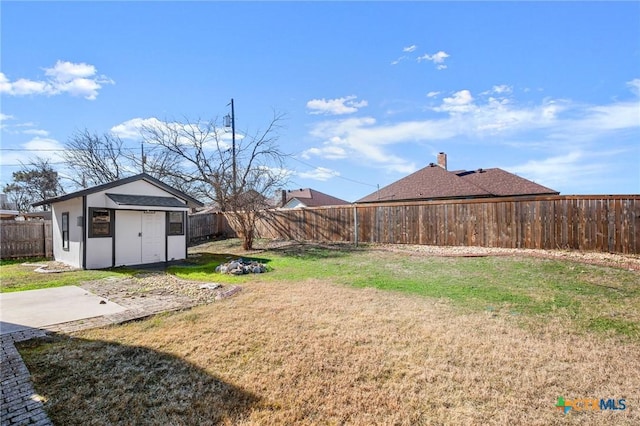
[141,211,165,263]
[115,211,166,266]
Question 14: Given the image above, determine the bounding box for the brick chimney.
[281,189,287,207]
[437,152,447,170]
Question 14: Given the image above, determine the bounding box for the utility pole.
[141,142,146,174]
[225,98,236,193]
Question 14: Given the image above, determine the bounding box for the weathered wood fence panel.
[250,196,640,254]
[0,221,53,259]
[188,213,236,245]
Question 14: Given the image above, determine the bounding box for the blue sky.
[1,1,639,203]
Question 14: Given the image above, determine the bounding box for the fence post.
[353,205,359,247]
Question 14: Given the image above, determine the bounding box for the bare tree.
[62,129,185,190]
[140,113,289,250]
[3,158,63,212]
[62,130,125,187]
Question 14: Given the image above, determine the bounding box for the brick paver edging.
[0,303,199,425]
[1,329,52,426]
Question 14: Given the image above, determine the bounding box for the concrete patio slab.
[0,286,126,335]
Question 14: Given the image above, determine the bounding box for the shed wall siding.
[52,198,83,268]
[86,237,113,269]
[167,235,186,261]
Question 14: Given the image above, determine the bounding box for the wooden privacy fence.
[248,196,640,254]
[188,213,236,245]
[0,221,53,259]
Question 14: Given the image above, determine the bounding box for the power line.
[1,162,68,167]
[0,148,141,152]
[288,155,377,188]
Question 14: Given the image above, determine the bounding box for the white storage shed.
[33,173,203,269]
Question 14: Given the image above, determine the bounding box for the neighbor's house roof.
[32,173,204,208]
[283,188,351,208]
[356,164,558,203]
[22,211,52,220]
[0,209,20,219]
[454,168,558,197]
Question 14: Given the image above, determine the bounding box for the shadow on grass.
[17,333,262,425]
[265,241,358,260]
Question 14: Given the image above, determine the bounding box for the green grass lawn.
[3,240,638,339]
[0,259,137,293]
[14,240,640,424]
[174,240,640,340]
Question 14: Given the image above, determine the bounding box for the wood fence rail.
[0,221,53,259]
[247,195,640,254]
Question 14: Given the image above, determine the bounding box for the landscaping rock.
[215,258,267,275]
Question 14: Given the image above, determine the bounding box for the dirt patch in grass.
[19,278,640,425]
[80,271,239,308]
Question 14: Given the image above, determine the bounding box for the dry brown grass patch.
[20,278,640,425]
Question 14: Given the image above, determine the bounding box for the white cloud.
[0,113,15,131]
[23,137,64,152]
[0,116,51,136]
[111,117,233,151]
[426,91,440,98]
[45,61,96,81]
[306,95,368,115]
[627,78,640,96]
[0,137,65,169]
[303,80,640,176]
[492,84,512,94]
[301,144,347,160]
[297,167,340,181]
[0,61,114,100]
[403,45,417,53]
[111,117,165,140]
[417,51,450,69]
[481,85,513,96]
[436,90,475,113]
[508,151,609,190]
[22,129,49,136]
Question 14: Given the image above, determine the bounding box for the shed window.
[62,212,69,250]
[89,208,113,238]
[168,212,184,235]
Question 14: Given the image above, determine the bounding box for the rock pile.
[215,258,268,275]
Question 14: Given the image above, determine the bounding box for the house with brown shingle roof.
[356,152,558,203]
[280,188,350,208]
